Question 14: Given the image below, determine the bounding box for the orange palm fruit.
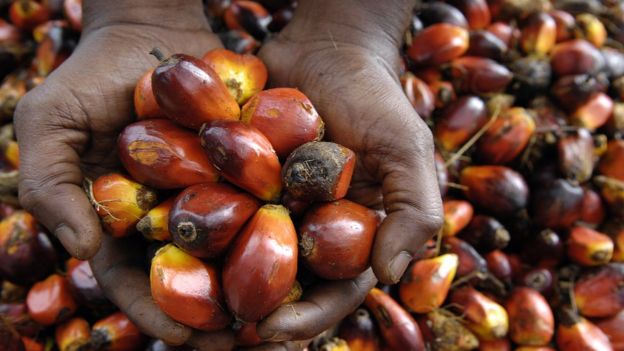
[595,310,624,351]
[435,95,488,151]
[520,12,557,55]
[151,52,240,130]
[133,69,163,120]
[429,80,457,109]
[599,140,624,182]
[477,107,535,164]
[442,200,474,237]
[235,322,262,347]
[399,254,458,313]
[26,274,77,325]
[594,176,624,218]
[580,187,606,226]
[364,288,425,351]
[337,308,380,351]
[9,0,50,30]
[240,88,325,158]
[602,220,624,262]
[530,178,584,230]
[55,317,90,351]
[223,0,270,40]
[136,197,175,241]
[444,237,487,279]
[423,309,479,351]
[20,337,43,351]
[408,23,469,66]
[550,39,605,76]
[486,250,513,285]
[223,205,298,322]
[91,312,146,351]
[459,215,510,253]
[505,288,554,346]
[486,22,518,47]
[401,73,435,119]
[556,308,612,351]
[575,13,606,47]
[570,92,614,131]
[460,166,529,218]
[549,10,575,42]
[201,48,267,105]
[567,226,614,266]
[282,142,356,203]
[557,128,595,183]
[478,339,511,351]
[573,263,624,318]
[450,286,509,341]
[200,120,282,202]
[447,56,513,94]
[299,199,378,280]
[63,0,81,31]
[448,0,490,29]
[89,173,157,237]
[150,244,231,331]
[168,183,259,258]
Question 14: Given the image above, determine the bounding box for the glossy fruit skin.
[520,12,557,55]
[486,250,513,285]
[152,53,240,130]
[556,312,613,351]
[549,10,575,42]
[338,308,380,351]
[458,215,510,253]
[234,322,262,347]
[364,288,425,351]
[136,197,175,242]
[449,286,509,341]
[530,179,584,230]
[557,128,595,182]
[505,288,554,346]
[399,254,458,313]
[575,13,606,47]
[150,244,231,331]
[599,140,624,182]
[299,199,378,280]
[134,69,163,120]
[168,183,259,258]
[401,73,435,119]
[202,48,268,105]
[595,309,624,351]
[580,187,606,226]
[521,230,564,268]
[571,92,614,131]
[442,200,474,237]
[223,205,297,322]
[448,0,490,29]
[568,226,614,266]
[486,22,517,47]
[219,29,260,55]
[434,95,488,151]
[200,120,282,202]
[66,259,109,312]
[447,56,512,94]
[573,263,624,318]
[444,237,487,279]
[418,2,467,28]
[0,211,56,285]
[282,141,356,203]
[466,30,507,60]
[55,317,90,351]
[26,274,77,326]
[223,0,270,40]
[550,39,605,76]
[551,74,608,110]
[408,23,469,66]
[92,312,146,351]
[240,88,324,158]
[9,0,50,30]
[477,107,535,164]
[63,0,81,31]
[460,166,529,218]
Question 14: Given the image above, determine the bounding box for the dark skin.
[14,0,442,349]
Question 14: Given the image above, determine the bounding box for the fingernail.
[54,223,75,242]
[260,331,292,342]
[388,251,412,283]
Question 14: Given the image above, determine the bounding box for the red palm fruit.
[201,48,267,105]
[0,303,41,338]
[549,10,575,42]
[551,74,608,111]
[0,19,21,43]
[267,3,294,32]
[477,107,535,164]
[556,309,612,351]
[136,197,175,242]
[91,312,145,351]
[515,347,555,351]
[66,259,108,310]
[557,128,595,182]
[151,52,239,130]
[450,286,509,341]
[580,187,606,226]
[419,2,468,28]
[567,226,614,266]
[223,1,270,40]
[240,88,324,158]
[447,57,513,94]
[602,220,624,262]
[595,310,624,351]
[459,215,510,253]
[570,92,614,131]
[460,166,529,218]
[442,200,474,237]
[200,120,282,202]
[505,288,554,345]
[220,30,260,55]
[9,0,50,30]
[478,339,511,351]
[424,309,479,351]
[0,211,56,285]
[281,192,310,218]
[282,142,355,203]
[364,288,425,351]
[575,13,606,47]
[448,0,491,29]
[429,80,457,109]
[89,173,157,237]
[531,179,584,229]
[34,28,72,76]
[63,0,81,31]
[223,205,297,322]
[21,337,43,351]
[435,152,449,197]
[414,67,443,84]
[467,30,507,60]
[521,230,564,268]
[599,140,624,182]
[444,237,487,278]
[595,176,624,218]
[435,95,488,151]
[55,317,90,351]
[486,22,517,47]
[520,12,556,55]
[401,73,435,119]
[550,39,605,76]
[134,69,163,120]
[168,183,259,258]
[574,263,624,318]
[235,322,262,347]
[337,308,380,351]
[408,23,469,66]
[605,103,624,138]
[0,316,24,351]
[26,274,77,325]
[150,244,231,331]
[486,250,512,284]
[3,140,19,169]
[399,254,458,313]
[118,119,219,189]
[299,199,378,280]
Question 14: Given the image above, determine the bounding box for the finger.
[90,235,192,345]
[185,330,234,351]
[244,339,312,351]
[256,269,377,342]
[14,102,102,259]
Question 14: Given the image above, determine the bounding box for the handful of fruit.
[87,47,380,343]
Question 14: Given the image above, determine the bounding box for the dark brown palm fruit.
[417,2,468,28]
[0,316,24,351]
[400,73,435,119]
[509,57,552,103]
[573,263,624,318]
[282,142,356,203]
[466,30,507,60]
[267,4,294,32]
[218,30,260,55]
[458,215,510,253]
[0,303,41,338]
[447,0,491,29]
[516,268,556,297]
[223,1,270,41]
[551,74,608,110]
[531,178,584,229]
[521,229,564,268]
[66,258,111,313]
[434,95,488,151]
[446,56,513,94]
[580,187,606,226]
[443,237,487,279]
[520,12,557,55]
[460,166,529,218]
[550,39,605,76]
[557,128,595,182]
